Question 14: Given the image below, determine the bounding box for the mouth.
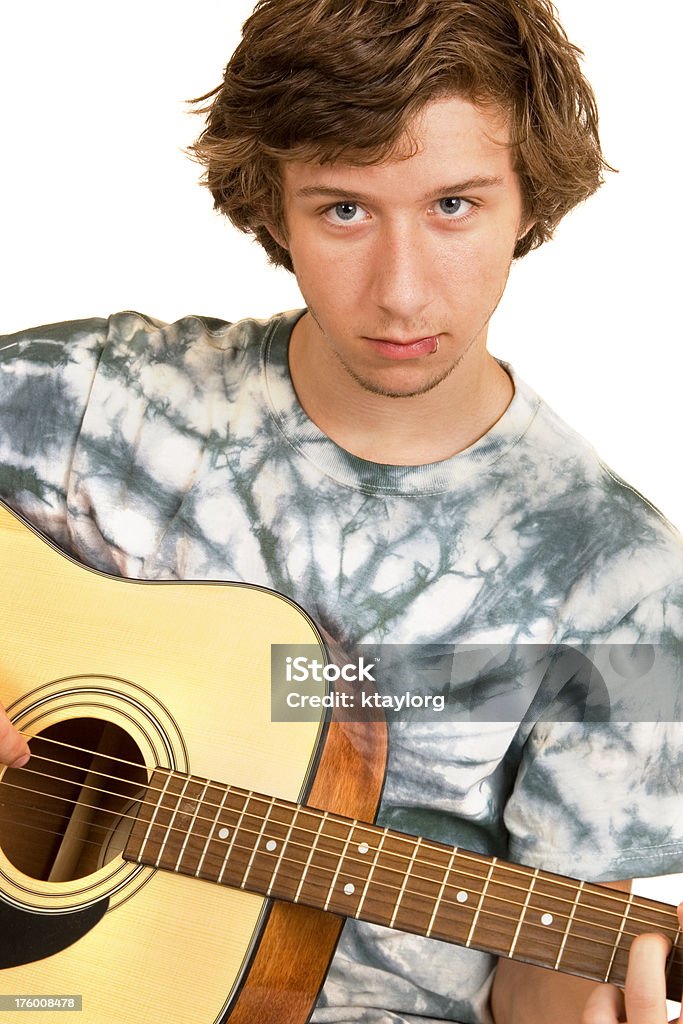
[363,336,440,361]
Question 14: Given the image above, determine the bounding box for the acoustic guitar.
[0,498,680,1023]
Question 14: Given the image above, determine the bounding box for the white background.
[0,1,680,918]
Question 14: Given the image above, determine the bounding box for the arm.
[0,318,109,546]
[491,880,682,1024]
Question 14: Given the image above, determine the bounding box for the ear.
[517,217,536,242]
[264,222,289,251]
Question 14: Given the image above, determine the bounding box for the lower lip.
[364,336,439,361]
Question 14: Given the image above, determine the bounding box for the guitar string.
[14,729,175,772]
[1,752,658,933]
[4,751,680,940]
[2,778,680,978]
[7,735,676,933]
[1,770,680,962]
[0,810,124,848]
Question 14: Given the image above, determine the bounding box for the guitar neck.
[124,768,682,1000]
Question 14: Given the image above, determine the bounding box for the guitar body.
[0,501,386,1023]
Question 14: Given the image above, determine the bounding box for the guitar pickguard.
[0,896,108,969]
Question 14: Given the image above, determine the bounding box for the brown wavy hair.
[189,0,609,272]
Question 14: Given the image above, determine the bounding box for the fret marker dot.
[358,843,369,855]
[265,840,277,852]
[456,891,468,903]
[343,883,355,896]
[541,913,553,926]
[218,828,230,840]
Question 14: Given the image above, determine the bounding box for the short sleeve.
[505,580,683,880]
[0,317,109,548]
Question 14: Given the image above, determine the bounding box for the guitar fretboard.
[123,768,682,999]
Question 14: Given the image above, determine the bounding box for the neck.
[125,768,683,1001]
[288,314,513,466]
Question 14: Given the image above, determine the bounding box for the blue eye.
[438,197,464,216]
[333,202,359,222]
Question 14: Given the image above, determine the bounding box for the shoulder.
[104,309,280,359]
[1,308,294,407]
[0,315,109,371]
[1,309,290,365]
[507,371,683,631]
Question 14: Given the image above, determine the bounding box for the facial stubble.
[306,274,509,400]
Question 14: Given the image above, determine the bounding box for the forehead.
[282,95,516,199]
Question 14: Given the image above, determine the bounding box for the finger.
[582,982,626,1023]
[670,904,683,1024]
[624,931,671,1023]
[0,704,29,767]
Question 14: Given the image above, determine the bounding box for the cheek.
[433,236,513,299]
[291,237,365,300]
[288,250,350,325]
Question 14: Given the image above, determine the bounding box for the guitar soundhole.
[0,718,148,882]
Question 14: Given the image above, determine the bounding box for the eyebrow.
[293,176,505,202]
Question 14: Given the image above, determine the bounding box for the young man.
[1,1,682,1022]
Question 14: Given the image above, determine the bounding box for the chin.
[347,364,456,400]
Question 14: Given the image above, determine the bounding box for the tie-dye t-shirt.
[1,309,682,1024]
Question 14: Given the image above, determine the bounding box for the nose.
[369,219,433,322]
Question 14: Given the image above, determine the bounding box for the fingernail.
[10,752,30,769]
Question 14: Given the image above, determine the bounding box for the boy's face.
[277,95,531,401]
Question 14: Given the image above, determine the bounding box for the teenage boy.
[1,2,682,1022]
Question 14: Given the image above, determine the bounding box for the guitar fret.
[555,879,584,970]
[507,868,539,959]
[248,799,300,900]
[156,775,192,866]
[218,789,253,884]
[195,786,229,878]
[355,832,442,934]
[295,810,328,903]
[157,776,210,871]
[549,881,629,984]
[174,779,210,871]
[605,892,633,983]
[389,837,422,928]
[308,822,376,916]
[508,870,579,968]
[362,833,410,925]
[323,819,355,911]
[240,795,276,888]
[135,770,173,861]
[176,780,224,875]
[338,823,377,910]
[297,814,360,908]
[267,805,301,897]
[572,888,680,991]
[426,847,457,938]
[466,857,497,947]
[427,849,488,946]
[355,827,388,919]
